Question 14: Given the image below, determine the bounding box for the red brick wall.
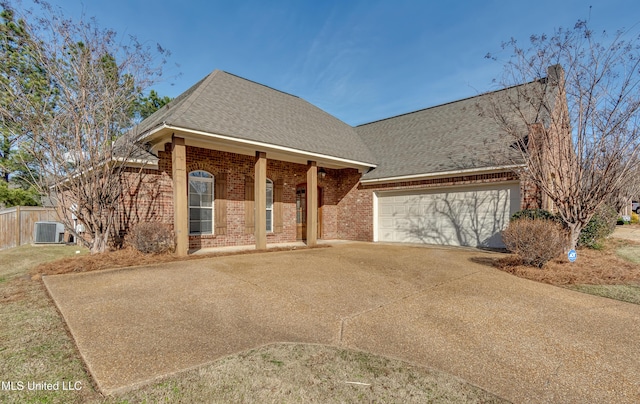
[120,145,357,249]
[182,147,322,249]
[114,166,174,246]
[118,145,535,248]
[336,169,373,241]
[520,176,542,210]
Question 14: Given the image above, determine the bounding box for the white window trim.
[188,170,214,235]
[266,178,273,233]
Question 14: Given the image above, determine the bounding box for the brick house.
[122,66,566,255]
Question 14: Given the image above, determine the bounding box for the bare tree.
[0,1,167,253]
[485,21,640,249]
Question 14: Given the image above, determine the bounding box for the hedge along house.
[126,66,566,255]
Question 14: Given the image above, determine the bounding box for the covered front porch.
[156,130,373,256]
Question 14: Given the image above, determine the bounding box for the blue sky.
[31,0,640,125]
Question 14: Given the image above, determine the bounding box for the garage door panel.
[376,184,519,248]
[379,205,395,216]
[393,205,407,215]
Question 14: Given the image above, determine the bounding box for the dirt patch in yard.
[494,238,640,286]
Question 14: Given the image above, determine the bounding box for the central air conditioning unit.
[34,221,66,244]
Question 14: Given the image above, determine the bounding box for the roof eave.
[111,156,159,170]
[360,164,524,185]
[146,124,377,171]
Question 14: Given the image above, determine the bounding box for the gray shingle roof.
[356,80,547,180]
[135,70,376,165]
[134,69,556,179]
[112,132,159,165]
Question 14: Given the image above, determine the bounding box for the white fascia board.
[141,124,377,170]
[111,156,159,169]
[137,123,166,142]
[51,157,158,189]
[360,165,524,185]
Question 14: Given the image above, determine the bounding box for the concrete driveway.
[44,242,640,402]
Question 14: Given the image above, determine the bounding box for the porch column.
[306,161,318,246]
[172,136,188,256]
[255,151,267,250]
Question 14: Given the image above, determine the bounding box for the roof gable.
[136,70,376,165]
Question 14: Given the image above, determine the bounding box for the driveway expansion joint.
[337,270,482,345]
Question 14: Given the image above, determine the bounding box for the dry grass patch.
[567,284,640,305]
[0,245,99,404]
[102,344,506,404]
[616,245,640,264]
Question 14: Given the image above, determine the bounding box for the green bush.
[578,205,618,249]
[502,218,568,268]
[510,209,561,223]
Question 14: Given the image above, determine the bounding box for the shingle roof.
[134,69,557,179]
[112,131,159,165]
[356,80,548,180]
[135,70,377,165]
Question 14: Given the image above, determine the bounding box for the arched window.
[266,179,273,232]
[189,171,214,234]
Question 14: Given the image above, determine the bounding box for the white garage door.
[376,183,520,248]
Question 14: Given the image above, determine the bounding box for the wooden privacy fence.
[0,206,58,250]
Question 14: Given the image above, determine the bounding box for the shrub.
[126,222,175,254]
[578,205,618,249]
[502,218,567,268]
[510,209,562,224]
[632,212,639,224]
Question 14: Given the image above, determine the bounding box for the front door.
[296,185,322,240]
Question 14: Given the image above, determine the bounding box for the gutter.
[360,164,524,185]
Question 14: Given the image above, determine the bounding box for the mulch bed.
[32,244,329,278]
[495,238,640,286]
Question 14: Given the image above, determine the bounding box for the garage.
[375,182,520,248]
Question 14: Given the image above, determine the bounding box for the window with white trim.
[189,171,214,234]
[266,178,273,232]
